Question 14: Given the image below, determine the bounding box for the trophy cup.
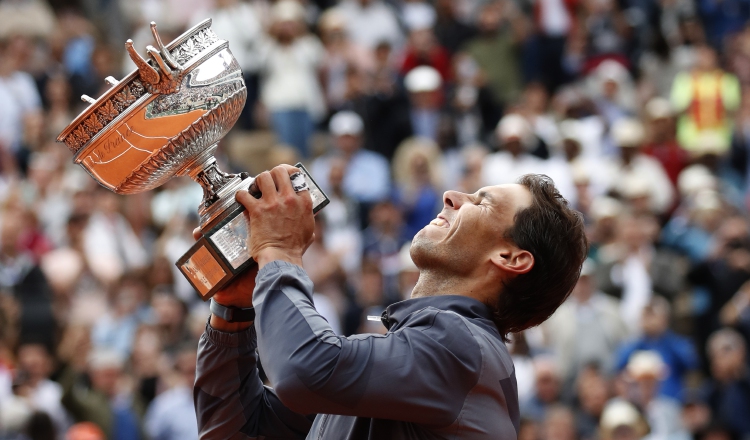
[56,19,329,299]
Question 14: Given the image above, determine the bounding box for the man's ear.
[490,248,534,275]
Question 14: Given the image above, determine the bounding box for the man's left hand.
[236,164,315,270]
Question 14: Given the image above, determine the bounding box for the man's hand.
[236,165,315,269]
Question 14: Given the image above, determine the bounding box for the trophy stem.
[184,149,235,206]
[180,146,252,228]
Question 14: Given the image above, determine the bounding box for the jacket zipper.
[317,414,330,440]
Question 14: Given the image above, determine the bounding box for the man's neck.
[410,268,494,305]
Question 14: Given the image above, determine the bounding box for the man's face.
[411,184,533,277]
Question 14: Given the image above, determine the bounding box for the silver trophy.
[56,19,328,299]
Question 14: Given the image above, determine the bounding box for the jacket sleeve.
[253,261,483,428]
[194,319,315,439]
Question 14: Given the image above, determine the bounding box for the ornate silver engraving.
[113,86,247,194]
[61,21,220,154]
[173,28,218,65]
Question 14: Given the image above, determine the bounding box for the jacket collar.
[381,294,496,332]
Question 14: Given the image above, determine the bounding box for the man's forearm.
[195,323,261,439]
[194,321,313,439]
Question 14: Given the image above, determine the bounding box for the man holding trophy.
[57,20,587,440]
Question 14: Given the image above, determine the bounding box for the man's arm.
[194,320,315,439]
[193,227,314,439]
[252,260,485,427]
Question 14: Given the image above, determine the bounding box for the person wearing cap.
[483,114,577,206]
[310,111,390,207]
[590,60,636,129]
[542,259,629,384]
[194,164,587,439]
[259,0,326,158]
[641,97,688,186]
[399,14,451,84]
[604,118,675,215]
[556,118,609,198]
[404,65,444,141]
[615,297,698,402]
[599,400,650,440]
[661,168,723,264]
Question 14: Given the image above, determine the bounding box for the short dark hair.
[493,174,588,341]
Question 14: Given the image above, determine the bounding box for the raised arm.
[193,204,314,439]
[194,314,314,439]
[252,260,486,427]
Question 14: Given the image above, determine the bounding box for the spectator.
[615,297,699,401]
[391,137,443,239]
[541,404,577,440]
[688,216,750,354]
[702,329,750,438]
[0,35,42,159]
[574,369,611,440]
[143,345,198,440]
[671,45,741,156]
[404,66,444,141]
[463,1,524,109]
[432,0,476,55]
[599,400,650,440]
[302,216,347,325]
[400,23,452,84]
[521,356,563,422]
[543,259,630,384]
[336,0,404,51]
[318,8,374,114]
[259,0,325,158]
[310,111,391,208]
[15,342,70,435]
[0,208,56,350]
[482,113,577,204]
[642,97,689,187]
[589,61,636,129]
[58,348,141,440]
[318,156,362,275]
[90,276,149,358]
[361,201,406,303]
[605,118,676,215]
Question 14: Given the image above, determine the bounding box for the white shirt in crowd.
[311,150,391,204]
[83,211,148,283]
[481,152,578,207]
[259,34,326,120]
[603,154,675,214]
[336,0,404,50]
[0,71,41,152]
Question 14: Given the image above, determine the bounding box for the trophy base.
[176,163,329,300]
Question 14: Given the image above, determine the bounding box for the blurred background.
[1,0,750,439]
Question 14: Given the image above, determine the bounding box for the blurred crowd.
[1,0,750,439]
